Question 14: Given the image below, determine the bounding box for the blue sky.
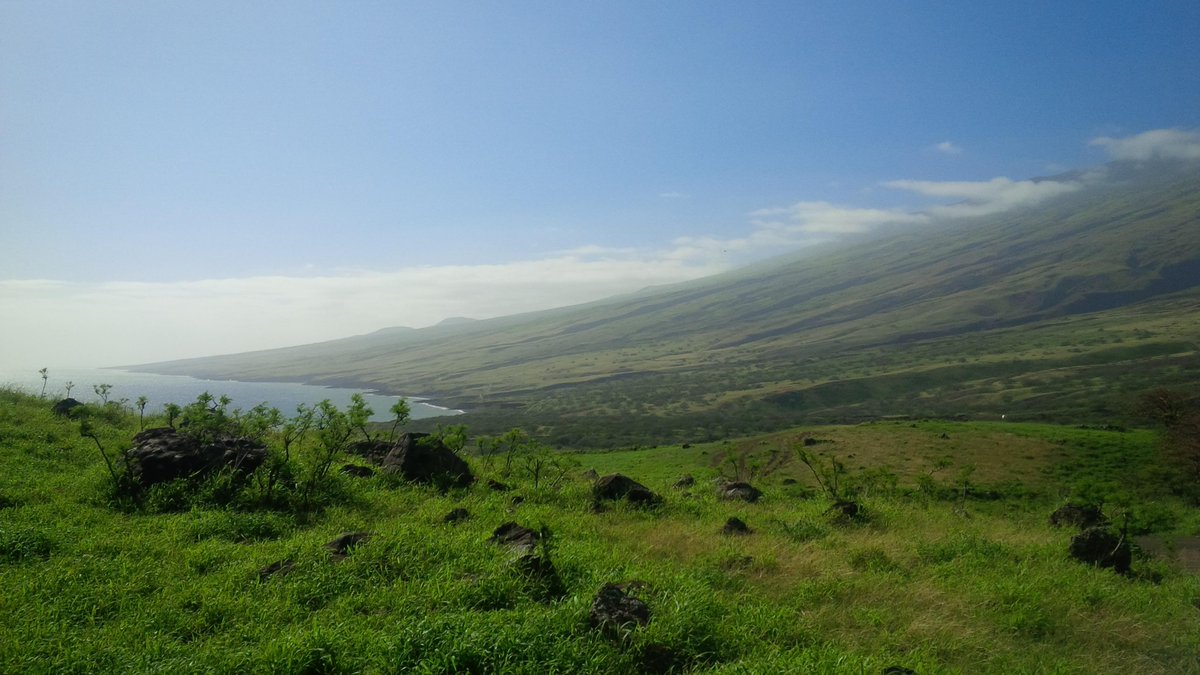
[2,1,1198,368]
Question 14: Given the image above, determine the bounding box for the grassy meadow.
[1,386,1199,673]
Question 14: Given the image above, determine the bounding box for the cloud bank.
[1090,128,1200,161]
[0,255,728,368]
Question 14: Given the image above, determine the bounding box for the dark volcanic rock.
[882,667,918,675]
[581,469,599,481]
[382,433,474,488]
[325,532,371,561]
[346,438,392,464]
[1070,527,1131,574]
[443,508,470,524]
[257,558,296,581]
[1050,503,1106,529]
[588,583,651,637]
[718,481,762,503]
[672,474,696,489]
[592,474,662,507]
[515,551,565,601]
[127,427,266,486]
[51,398,83,416]
[723,517,752,535]
[638,642,684,674]
[340,464,376,478]
[487,478,511,491]
[826,500,861,520]
[781,477,798,485]
[489,522,540,554]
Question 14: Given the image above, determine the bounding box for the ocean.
[0,366,461,421]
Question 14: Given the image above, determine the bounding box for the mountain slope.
[135,162,1200,444]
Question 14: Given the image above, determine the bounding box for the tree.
[64,381,74,397]
[347,393,374,441]
[163,403,182,428]
[93,383,113,405]
[388,399,411,443]
[38,368,48,398]
[135,396,149,430]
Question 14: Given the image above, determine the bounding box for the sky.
[2,1,1199,369]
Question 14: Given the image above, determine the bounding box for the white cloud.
[883,176,1083,218]
[750,201,928,234]
[1090,128,1200,161]
[0,254,728,369]
[658,191,688,199]
[934,140,963,155]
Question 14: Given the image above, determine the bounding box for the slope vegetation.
[137,162,1200,445]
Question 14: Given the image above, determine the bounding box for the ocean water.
[0,366,461,421]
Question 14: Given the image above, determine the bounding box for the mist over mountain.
[135,160,1200,445]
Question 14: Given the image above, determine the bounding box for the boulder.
[1050,503,1106,529]
[340,464,376,478]
[723,517,752,535]
[826,500,861,520]
[489,522,540,554]
[486,478,511,491]
[442,508,470,524]
[593,474,662,507]
[515,550,565,601]
[718,481,762,503]
[127,427,266,487]
[257,558,295,581]
[1069,527,1131,574]
[382,433,473,487]
[325,532,371,561]
[672,474,696,489]
[588,583,651,637]
[346,438,392,464]
[581,469,599,481]
[51,398,83,416]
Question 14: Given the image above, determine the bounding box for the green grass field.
[2,387,1198,673]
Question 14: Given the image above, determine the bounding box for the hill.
[2,387,1198,673]
[133,160,1200,445]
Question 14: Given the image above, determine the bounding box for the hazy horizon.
[2,2,1198,369]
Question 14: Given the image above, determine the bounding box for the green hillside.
[2,387,1199,673]
[135,161,1200,446]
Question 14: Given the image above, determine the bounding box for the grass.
[2,386,1199,673]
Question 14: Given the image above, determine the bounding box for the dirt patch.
[1135,536,1200,574]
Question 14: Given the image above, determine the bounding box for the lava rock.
[672,474,696,489]
[442,508,470,524]
[723,517,752,535]
[826,500,861,520]
[593,474,662,507]
[489,522,540,554]
[486,478,511,491]
[51,398,83,416]
[340,464,376,478]
[257,558,296,581]
[127,427,266,487]
[515,551,565,601]
[374,433,474,487]
[324,532,371,561]
[1069,527,1131,574]
[718,481,762,503]
[588,583,651,637]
